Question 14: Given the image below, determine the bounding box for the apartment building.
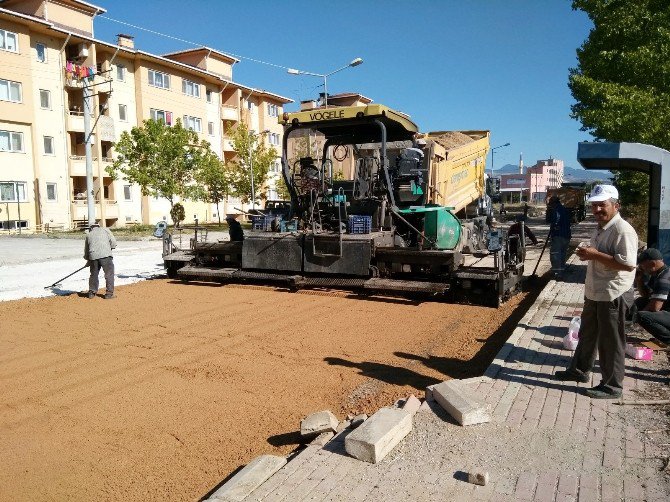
[499,157,565,203]
[0,0,291,231]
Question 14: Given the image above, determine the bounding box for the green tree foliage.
[170,202,185,227]
[194,151,231,225]
[225,122,277,205]
[569,0,670,204]
[107,119,214,208]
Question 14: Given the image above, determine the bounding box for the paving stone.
[335,420,351,433]
[206,454,286,502]
[431,379,491,426]
[468,470,490,486]
[300,410,339,438]
[402,394,422,415]
[344,407,412,463]
[350,414,367,428]
[310,431,334,447]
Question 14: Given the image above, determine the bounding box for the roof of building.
[161,46,240,65]
[327,92,373,104]
[0,7,292,104]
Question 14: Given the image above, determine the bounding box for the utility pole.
[83,83,95,226]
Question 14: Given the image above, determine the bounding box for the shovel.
[45,263,89,289]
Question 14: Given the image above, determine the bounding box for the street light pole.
[287,58,363,108]
[490,142,510,201]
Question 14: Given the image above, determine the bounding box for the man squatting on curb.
[555,184,638,399]
[84,223,117,299]
[632,247,670,345]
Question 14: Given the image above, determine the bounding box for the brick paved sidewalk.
[233,252,670,501]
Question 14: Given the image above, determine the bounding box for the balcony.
[68,155,98,176]
[67,111,87,132]
[222,136,235,152]
[71,200,101,220]
[221,105,239,122]
[104,200,119,219]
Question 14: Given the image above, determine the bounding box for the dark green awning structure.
[578,141,670,263]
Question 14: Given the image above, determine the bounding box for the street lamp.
[490,142,510,201]
[249,129,270,213]
[287,58,363,108]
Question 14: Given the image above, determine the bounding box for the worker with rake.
[84,222,117,299]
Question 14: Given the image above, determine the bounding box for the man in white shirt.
[555,185,638,399]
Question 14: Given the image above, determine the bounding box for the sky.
[92,0,594,169]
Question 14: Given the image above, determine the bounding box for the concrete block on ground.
[402,394,421,416]
[344,407,412,463]
[336,420,351,433]
[432,379,491,426]
[468,471,490,486]
[310,431,334,447]
[207,454,286,501]
[300,410,338,438]
[351,414,367,428]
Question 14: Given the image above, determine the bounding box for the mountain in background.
[492,164,613,183]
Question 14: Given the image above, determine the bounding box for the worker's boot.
[87,292,95,299]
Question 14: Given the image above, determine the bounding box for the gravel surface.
[0,225,553,501]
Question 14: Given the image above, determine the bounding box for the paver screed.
[232,253,670,502]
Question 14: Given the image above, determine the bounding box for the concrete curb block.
[432,379,491,426]
[345,407,412,463]
[206,454,286,501]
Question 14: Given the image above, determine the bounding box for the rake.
[45,263,89,289]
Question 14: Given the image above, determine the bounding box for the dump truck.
[546,185,587,223]
[164,104,525,306]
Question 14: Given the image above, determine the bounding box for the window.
[0,79,22,103]
[150,108,173,125]
[43,136,54,155]
[267,104,279,117]
[0,29,18,53]
[0,220,28,230]
[268,133,280,146]
[182,115,202,132]
[148,69,170,89]
[247,101,254,111]
[116,64,126,81]
[123,185,132,201]
[0,181,27,202]
[118,104,127,121]
[206,89,212,103]
[46,182,57,201]
[39,89,50,109]
[207,121,214,135]
[36,43,46,63]
[0,130,24,152]
[182,79,200,98]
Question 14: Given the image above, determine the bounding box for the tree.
[569,0,670,204]
[170,202,185,227]
[107,119,214,210]
[194,151,232,225]
[225,122,277,206]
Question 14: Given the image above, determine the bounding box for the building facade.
[499,157,564,203]
[0,0,291,231]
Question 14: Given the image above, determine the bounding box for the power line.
[98,15,293,71]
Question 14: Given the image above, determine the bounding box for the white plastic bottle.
[563,316,581,350]
[568,316,581,337]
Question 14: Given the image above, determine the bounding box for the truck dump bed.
[423,130,490,215]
